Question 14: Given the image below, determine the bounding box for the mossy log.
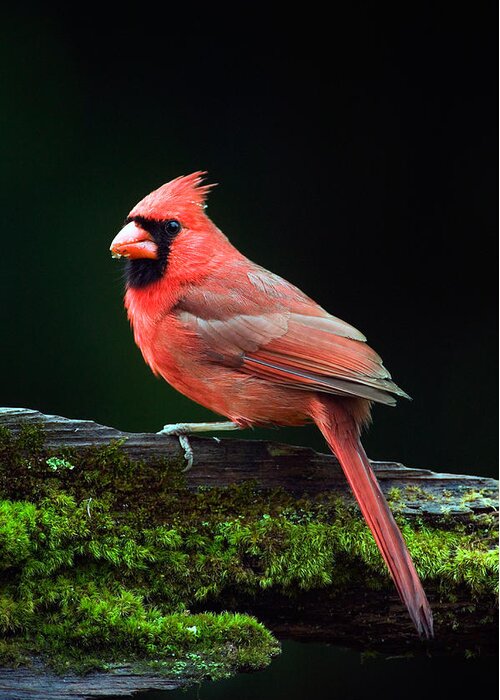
[0,407,497,699]
[1,407,496,512]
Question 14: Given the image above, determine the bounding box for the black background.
[1,3,496,476]
[0,3,498,699]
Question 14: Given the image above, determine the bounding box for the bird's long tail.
[311,397,434,638]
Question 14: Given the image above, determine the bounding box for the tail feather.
[312,400,434,638]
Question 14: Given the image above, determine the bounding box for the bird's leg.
[158,421,241,435]
[157,421,241,471]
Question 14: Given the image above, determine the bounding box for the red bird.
[110,172,433,638]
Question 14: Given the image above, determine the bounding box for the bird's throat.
[125,258,165,289]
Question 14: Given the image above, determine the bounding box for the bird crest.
[129,172,216,220]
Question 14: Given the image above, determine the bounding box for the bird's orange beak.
[110,221,158,260]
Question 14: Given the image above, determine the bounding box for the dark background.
[2,4,496,477]
[0,4,497,700]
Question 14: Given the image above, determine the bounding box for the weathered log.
[0,407,497,700]
[0,662,180,700]
[0,407,496,517]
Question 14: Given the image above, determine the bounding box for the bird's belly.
[133,315,309,427]
[155,349,309,427]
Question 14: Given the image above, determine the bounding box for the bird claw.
[156,425,194,470]
[156,424,195,471]
[178,435,194,472]
[156,421,239,471]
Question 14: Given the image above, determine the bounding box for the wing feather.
[174,270,409,405]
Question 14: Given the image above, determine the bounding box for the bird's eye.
[164,219,181,235]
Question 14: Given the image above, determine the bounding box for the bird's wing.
[175,265,409,406]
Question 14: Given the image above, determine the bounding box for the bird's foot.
[157,421,240,471]
[178,435,194,472]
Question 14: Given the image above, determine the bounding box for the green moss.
[387,487,402,502]
[404,485,429,502]
[0,423,497,679]
[46,457,75,472]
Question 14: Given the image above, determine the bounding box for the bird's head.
[110,172,227,289]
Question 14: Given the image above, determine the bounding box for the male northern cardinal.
[110,172,433,638]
